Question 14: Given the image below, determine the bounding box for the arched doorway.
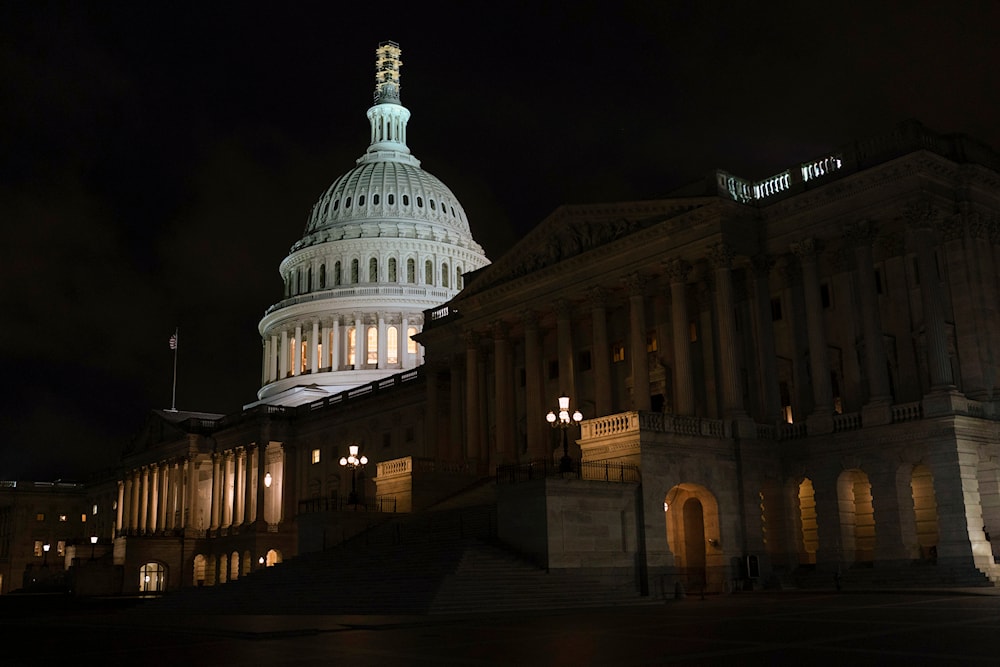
[837,469,876,565]
[219,554,228,584]
[266,549,282,567]
[665,483,722,592]
[911,464,939,561]
[193,554,206,586]
[242,550,252,576]
[797,478,819,565]
[230,552,240,581]
[139,562,166,592]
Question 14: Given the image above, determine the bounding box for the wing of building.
[6,57,1000,599]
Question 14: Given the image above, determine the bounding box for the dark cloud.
[1,1,998,478]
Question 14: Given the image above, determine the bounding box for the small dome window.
[358,195,365,206]
[430,199,436,210]
[373,194,380,205]
[416,196,423,208]
[388,193,395,205]
[345,197,352,208]
[333,199,339,211]
[402,194,410,206]
[451,206,456,217]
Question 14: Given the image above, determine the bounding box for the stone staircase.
[139,481,651,616]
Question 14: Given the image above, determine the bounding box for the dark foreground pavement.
[3,590,1000,665]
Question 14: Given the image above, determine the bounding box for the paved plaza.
[3,590,1000,665]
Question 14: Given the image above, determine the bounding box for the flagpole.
[170,328,179,412]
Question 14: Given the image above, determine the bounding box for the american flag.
[169,333,178,350]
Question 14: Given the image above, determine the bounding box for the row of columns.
[446,224,952,465]
[118,459,197,535]
[262,315,422,384]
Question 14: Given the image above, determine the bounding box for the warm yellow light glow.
[90,535,98,545]
[349,444,359,457]
[558,396,570,410]
[264,472,272,488]
[546,411,557,423]
[43,544,50,553]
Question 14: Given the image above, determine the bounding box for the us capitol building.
[3,42,1000,601]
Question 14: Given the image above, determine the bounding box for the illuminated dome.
[254,41,490,407]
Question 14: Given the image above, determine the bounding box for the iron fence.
[495,459,640,484]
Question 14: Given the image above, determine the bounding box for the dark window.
[770,297,783,321]
[402,194,409,206]
[388,193,395,205]
[358,195,365,206]
[578,349,592,372]
[820,283,831,309]
[416,196,423,208]
[548,360,559,379]
[373,194,380,205]
[874,268,884,294]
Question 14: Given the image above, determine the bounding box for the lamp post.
[90,535,98,560]
[339,444,368,506]
[546,395,583,473]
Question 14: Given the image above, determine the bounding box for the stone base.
[922,389,966,417]
[861,399,892,426]
[806,409,834,435]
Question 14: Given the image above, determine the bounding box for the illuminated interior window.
[36,513,44,522]
[81,514,87,522]
[612,342,626,363]
[34,541,43,556]
[387,326,399,364]
[92,504,98,515]
[367,326,378,364]
[311,449,320,464]
[57,540,65,556]
[140,562,166,592]
[407,326,418,354]
[317,343,323,368]
[348,328,357,363]
[646,331,658,353]
[300,340,307,372]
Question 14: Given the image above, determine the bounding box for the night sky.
[2,1,998,479]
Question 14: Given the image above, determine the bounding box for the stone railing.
[263,285,452,316]
[377,456,412,478]
[891,401,922,423]
[753,170,792,199]
[800,154,843,182]
[302,367,422,413]
[581,411,725,440]
[833,412,862,432]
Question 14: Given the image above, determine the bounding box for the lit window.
[92,504,98,515]
[387,326,399,364]
[367,326,378,364]
[646,331,658,353]
[300,340,307,372]
[689,321,698,342]
[57,541,65,556]
[36,513,45,522]
[311,448,321,464]
[612,342,626,363]
[34,541,43,557]
[407,326,418,354]
[348,328,357,363]
[81,514,87,523]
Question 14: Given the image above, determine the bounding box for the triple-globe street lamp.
[339,444,368,506]
[546,395,583,473]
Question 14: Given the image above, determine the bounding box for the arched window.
[193,554,206,587]
[319,264,326,289]
[407,258,415,283]
[442,262,449,288]
[345,196,352,208]
[407,326,418,354]
[334,261,342,286]
[416,196,423,208]
[388,193,395,205]
[430,199,436,210]
[307,267,313,292]
[387,326,399,364]
[358,194,365,206]
[140,562,166,592]
[456,266,463,289]
[425,260,433,285]
[351,259,359,284]
[290,269,298,296]
[369,258,378,282]
[266,549,282,567]
[230,552,240,581]
[367,326,378,364]
[373,193,380,205]
[298,270,304,294]
[348,328,357,365]
[402,194,410,206]
[388,257,397,282]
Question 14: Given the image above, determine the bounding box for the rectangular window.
[820,283,832,309]
[92,504,98,515]
[59,514,67,522]
[34,541,43,557]
[57,541,65,557]
[548,360,559,379]
[81,514,87,523]
[689,321,698,343]
[874,268,884,295]
[311,448,321,464]
[36,513,44,522]
[646,331,658,353]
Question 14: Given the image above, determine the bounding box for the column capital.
[902,197,939,230]
[464,329,481,348]
[490,319,508,340]
[789,237,819,260]
[553,298,574,320]
[663,257,692,283]
[622,272,648,296]
[843,220,879,248]
[586,286,608,309]
[707,242,735,270]
[520,309,540,329]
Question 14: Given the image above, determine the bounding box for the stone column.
[210,454,222,531]
[151,464,163,533]
[522,311,546,459]
[353,314,363,368]
[279,330,289,378]
[310,320,319,373]
[130,470,141,532]
[846,222,893,424]
[665,259,695,415]
[293,325,302,375]
[139,467,150,534]
[243,445,256,525]
[377,313,387,369]
[750,255,782,423]
[330,318,340,370]
[116,480,125,534]
[235,449,246,525]
[187,459,200,530]
[554,299,577,400]
[465,331,481,462]
[708,243,746,422]
[401,316,411,369]
[907,205,954,391]
[262,338,270,385]
[168,462,180,530]
[588,288,612,417]
[449,358,463,462]
[791,239,834,433]
[269,334,278,382]
[493,320,514,465]
[223,451,235,528]
[625,274,651,411]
